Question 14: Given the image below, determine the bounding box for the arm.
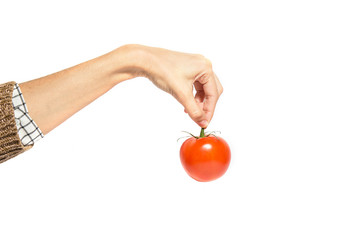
[20,44,223,135]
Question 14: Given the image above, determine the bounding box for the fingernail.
[199,120,208,127]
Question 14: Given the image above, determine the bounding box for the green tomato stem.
[200,128,206,138]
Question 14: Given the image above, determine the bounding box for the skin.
[19,44,223,135]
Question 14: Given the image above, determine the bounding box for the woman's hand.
[127,44,223,128]
[20,44,223,135]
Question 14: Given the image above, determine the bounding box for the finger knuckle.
[201,58,212,71]
[191,110,203,120]
[204,58,213,69]
[219,86,224,95]
[194,54,212,69]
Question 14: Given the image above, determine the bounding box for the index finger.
[197,71,220,126]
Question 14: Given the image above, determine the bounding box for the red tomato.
[180,133,231,182]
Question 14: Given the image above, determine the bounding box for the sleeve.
[0,81,33,164]
[12,83,44,146]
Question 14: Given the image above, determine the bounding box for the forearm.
[19,45,143,134]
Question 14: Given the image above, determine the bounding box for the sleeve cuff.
[0,82,32,164]
[12,83,44,146]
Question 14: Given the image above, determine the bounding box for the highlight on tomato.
[179,128,231,182]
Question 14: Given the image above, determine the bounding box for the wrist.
[109,44,149,85]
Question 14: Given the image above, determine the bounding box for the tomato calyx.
[199,128,221,139]
[178,128,221,142]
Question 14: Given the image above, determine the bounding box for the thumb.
[183,97,208,128]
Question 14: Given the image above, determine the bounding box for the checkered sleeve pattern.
[12,84,44,146]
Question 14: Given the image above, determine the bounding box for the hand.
[132,45,223,128]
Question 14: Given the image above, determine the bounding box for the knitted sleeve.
[0,81,32,164]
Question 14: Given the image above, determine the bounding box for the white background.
[0,0,348,239]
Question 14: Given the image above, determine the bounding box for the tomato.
[180,129,231,182]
